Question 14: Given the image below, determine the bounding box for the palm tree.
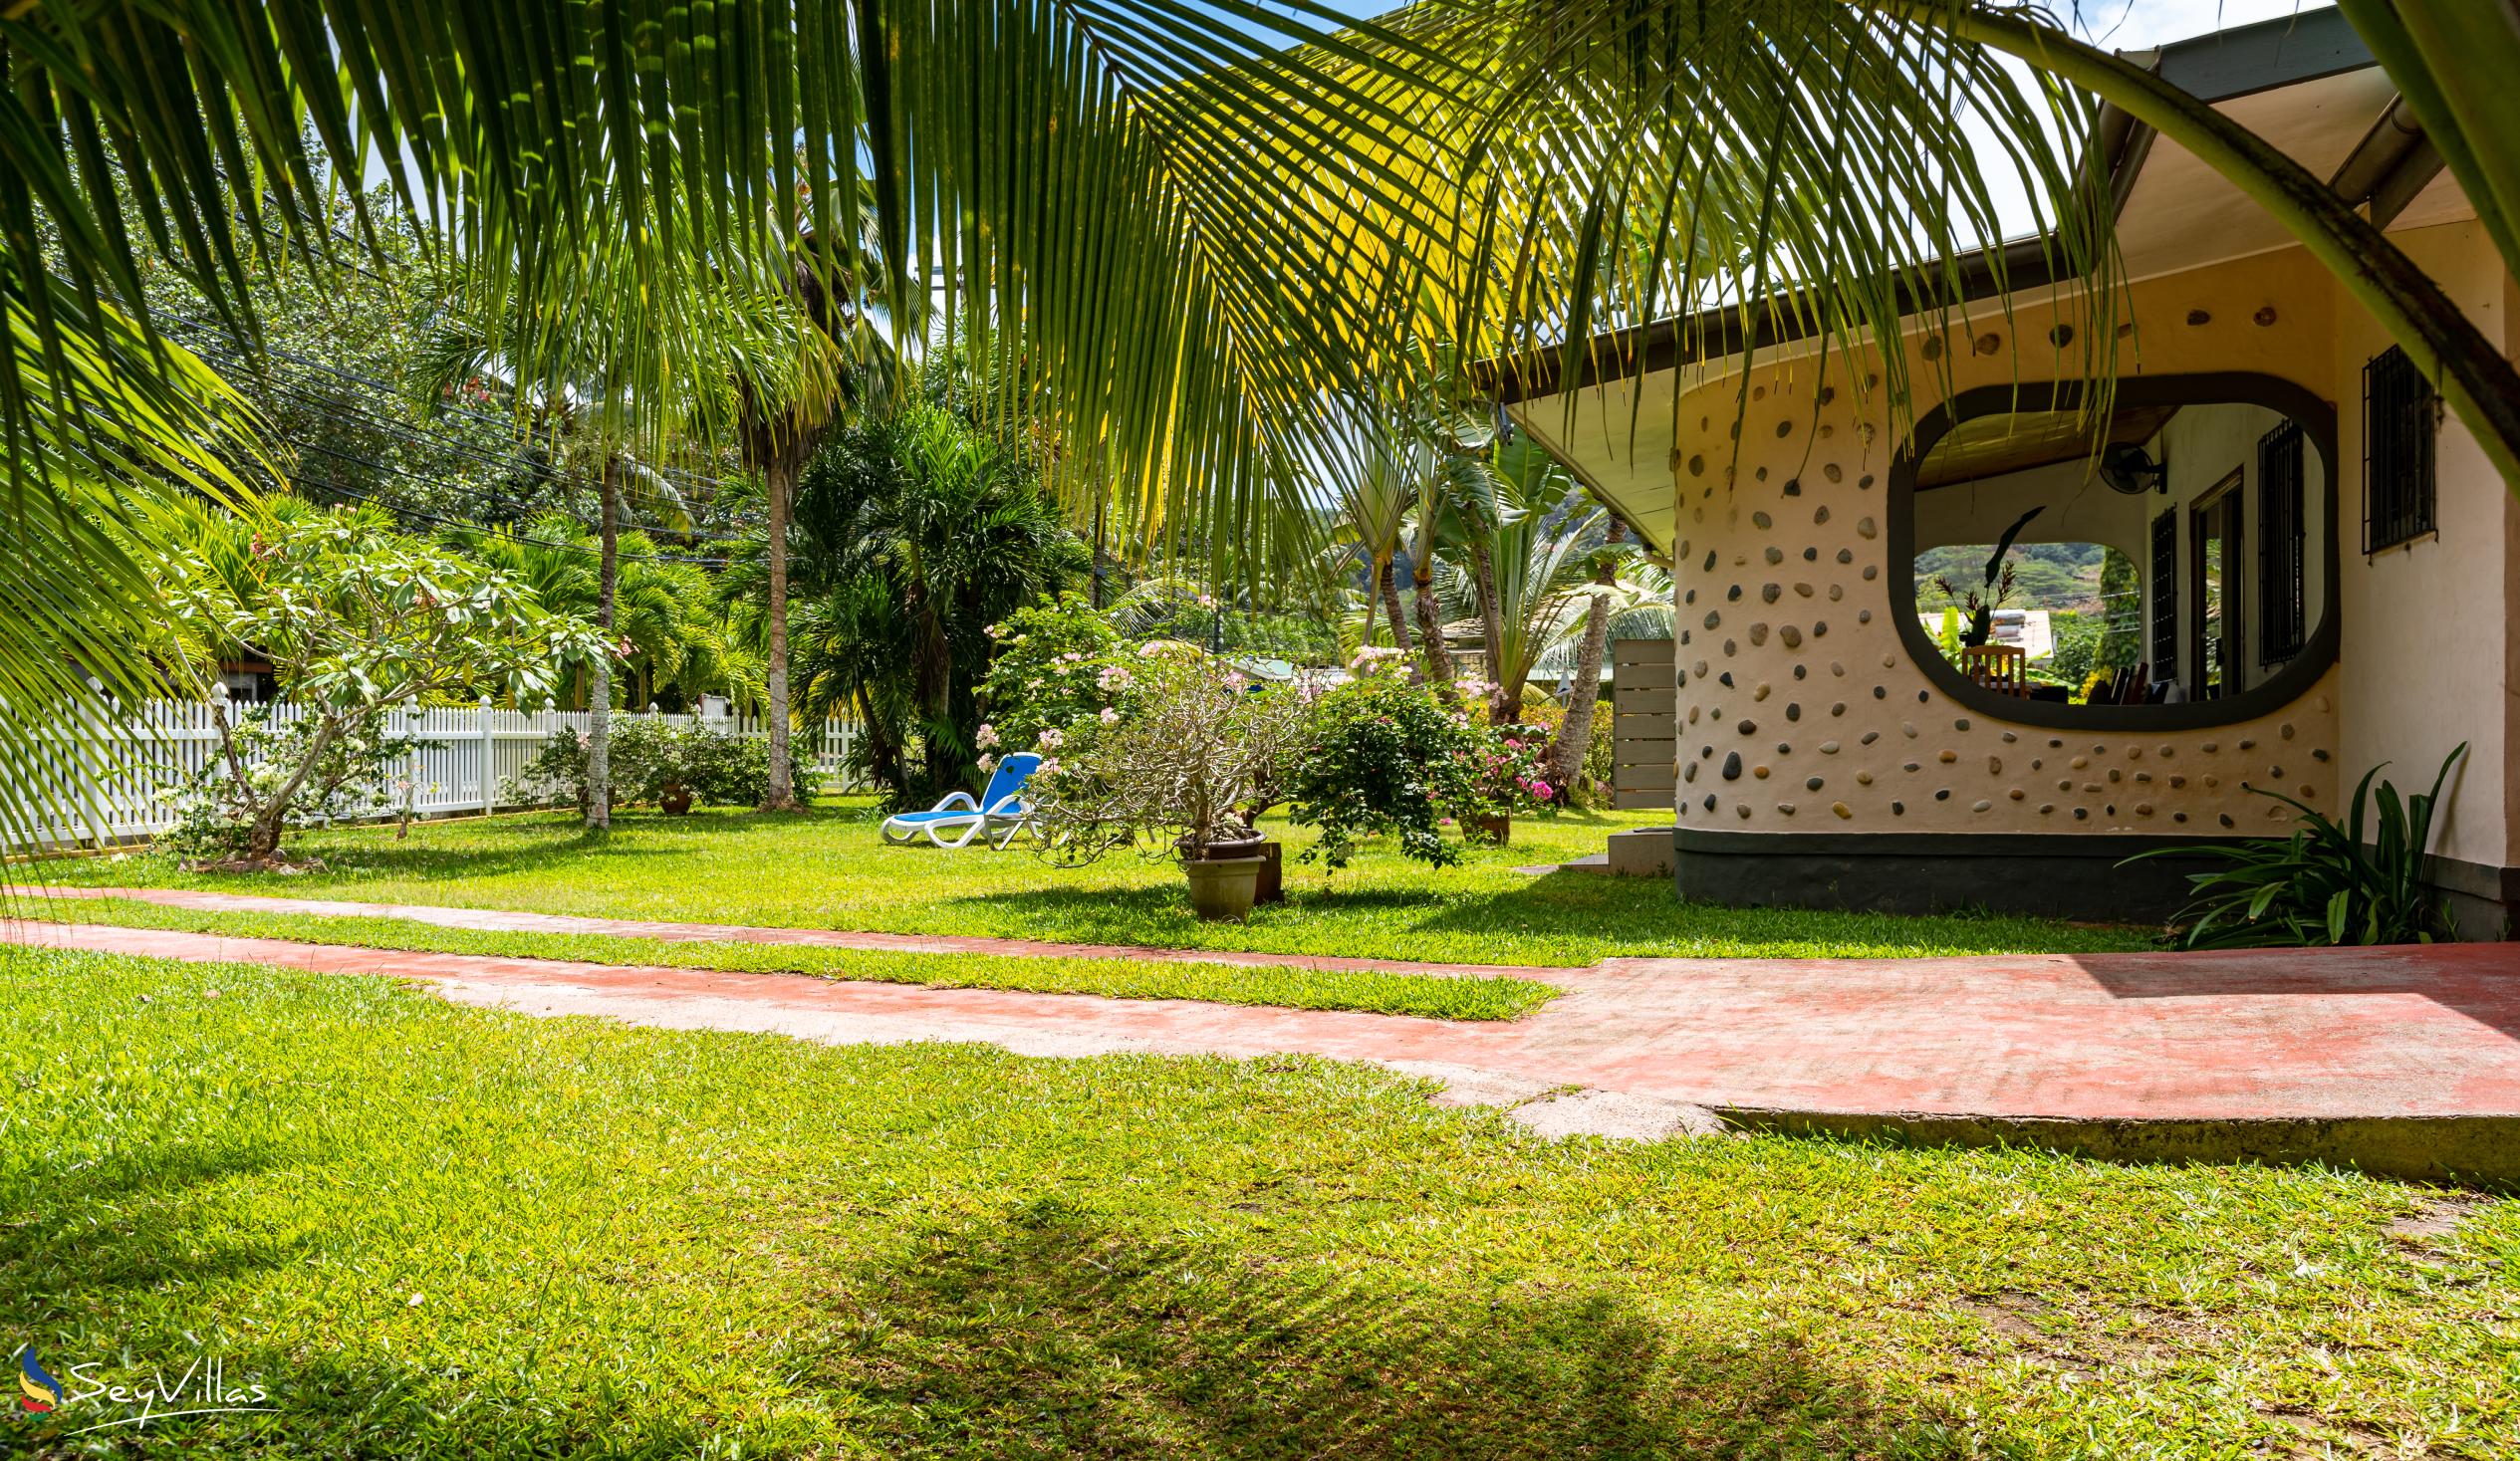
[16,0,2520,852]
[1435,442,1625,728]
[733,215,887,811]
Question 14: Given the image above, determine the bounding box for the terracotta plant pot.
[1469,813,1512,846]
[659,785,694,816]
[1183,854,1266,921]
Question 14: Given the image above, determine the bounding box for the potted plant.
[1027,647,1305,920]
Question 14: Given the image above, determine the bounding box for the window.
[2258,420,2307,664]
[2364,346,2438,553]
[2149,507,2178,682]
[1894,376,2334,725]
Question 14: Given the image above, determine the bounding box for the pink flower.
[1037,727,1065,750]
[1224,671,1248,690]
[1531,781,1553,800]
[976,723,1000,749]
[1039,757,1062,776]
[1197,594,1216,609]
[1098,665,1133,691]
[1099,706,1121,725]
[977,753,997,771]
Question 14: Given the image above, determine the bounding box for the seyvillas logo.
[10,1342,273,1434]
[17,1348,62,1413]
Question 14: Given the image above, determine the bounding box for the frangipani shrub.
[1023,645,1305,866]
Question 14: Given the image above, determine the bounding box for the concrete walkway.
[15,888,2520,1183]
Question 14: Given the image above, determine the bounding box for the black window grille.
[2149,507,2178,680]
[2258,419,2307,664]
[2364,346,2438,553]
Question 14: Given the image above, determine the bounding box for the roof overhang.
[1483,6,2464,555]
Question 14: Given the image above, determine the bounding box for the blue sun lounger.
[880,752,1042,850]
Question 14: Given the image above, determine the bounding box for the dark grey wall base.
[2430,853,2520,943]
[1674,830,2520,936]
[1676,829,2259,925]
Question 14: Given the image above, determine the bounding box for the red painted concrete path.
[18,885,1568,980]
[15,889,2520,1181]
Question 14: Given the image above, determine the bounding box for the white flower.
[976,723,1000,749]
[1097,665,1133,691]
[1137,641,1162,658]
[977,753,997,771]
[1039,757,1062,776]
[1037,727,1065,749]
[1099,706,1121,724]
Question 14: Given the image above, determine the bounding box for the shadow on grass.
[817,1198,1978,1459]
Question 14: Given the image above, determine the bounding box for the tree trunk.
[1409,539,1455,687]
[588,459,617,832]
[763,454,801,811]
[1471,535,1507,719]
[1545,527,1622,801]
[236,714,344,866]
[1376,555,1412,653]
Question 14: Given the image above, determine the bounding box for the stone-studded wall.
[1667,253,2344,839]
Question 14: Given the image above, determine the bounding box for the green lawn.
[40,797,2151,965]
[3,946,2510,1457]
[46,896,1558,1020]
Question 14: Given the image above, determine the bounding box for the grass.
[3,945,2512,1457]
[40,895,1561,1021]
[38,797,2154,966]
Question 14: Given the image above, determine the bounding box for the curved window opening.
[1891,377,2337,729]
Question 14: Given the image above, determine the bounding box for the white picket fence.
[19,698,864,849]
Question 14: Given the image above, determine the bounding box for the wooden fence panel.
[1609,638,1675,810]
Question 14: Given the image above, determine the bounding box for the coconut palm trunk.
[1471,537,1509,719]
[587,458,617,832]
[1409,535,1455,686]
[763,454,800,810]
[1377,556,1412,653]
[1546,521,1624,798]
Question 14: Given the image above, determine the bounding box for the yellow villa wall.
[1666,250,2358,838]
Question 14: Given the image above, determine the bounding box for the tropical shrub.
[2133,745,2466,948]
[2047,609,2103,686]
[161,709,416,864]
[509,719,811,814]
[1026,648,1306,865]
[1283,654,1490,869]
[975,596,1132,753]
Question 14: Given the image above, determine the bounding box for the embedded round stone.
[1856,518,1878,539]
[1762,583,1782,603]
[1854,771,1873,786]
[1779,626,1803,648]
[1721,751,1743,780]
[1737,719,1758,735]
[1805,776,1824,791]
[1764,547,1785,566]
[1832,801,1853,819]
[1752,510,1773,530]
[1813,505,1831,525]
[1836,548,1854,564]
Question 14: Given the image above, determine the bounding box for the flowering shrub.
[1468,723,1556,814]
[1027,648,1306,865]
[1283,658,1487,869]
[507,718,813,813]
[974,595,1134,753]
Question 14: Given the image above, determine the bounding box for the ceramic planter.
[1183,854,1266,921]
